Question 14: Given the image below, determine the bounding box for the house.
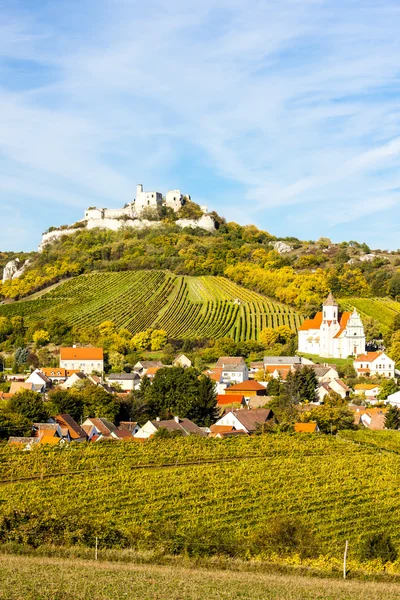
[385,390,400,408]
[8,437,40,450]
[225,380,267,398]
[40,368,80,383]
[360,408,388,430]
[118,421,140,435]
[353,352,395,379]
[134,416,207,439]
[60,372,87,389]
[60,347,104,375]
[204,368,227,394]
[133,360,163,375]
[209,424,248,438]
[317,379,350,402]
[354,384,381,402]
[215,357,248,384]
[145,367,162,380]
[214,408,274,434]
[298,293,366,359]
[106,372,140,391]
[26,369,51,392]
[263,356,303,369]
[264,366,292,380]
[173,355,192,368]
[81,417,133,441]
[299,364,339,382]
[9,381,36,395]
[52,414,88,442]
[216,394,244,409]
[294,422,319,433]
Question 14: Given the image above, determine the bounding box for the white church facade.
[298,293,366,359]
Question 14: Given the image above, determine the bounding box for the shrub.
[359,533,398,563]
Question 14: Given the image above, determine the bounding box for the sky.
[1,0,400,251]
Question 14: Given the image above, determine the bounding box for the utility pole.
[343,540,349,579]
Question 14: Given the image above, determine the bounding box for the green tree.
[0,408,32,440]
[302,405,355,434]
[378,379,398,400]
[9,390,48,422]
[384,405,400,430]
[150,329,168,351]
[47,389,84,422]
[81,386,119,421]
[33,329,50,348]
[187,374,218,426]
[360,533,397,563]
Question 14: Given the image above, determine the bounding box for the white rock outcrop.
[272,241,292,254]
[38,228,81,253]
[2,258,31,283]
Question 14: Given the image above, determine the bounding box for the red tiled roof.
[294,422,318,433]
[60,347,103,361]
[298,312,323,331]
[354,352,382,363]
[217,394,244,405]
[227,380,266,392]
[333,312,352,338]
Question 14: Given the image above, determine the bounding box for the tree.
[131,330,152,351]
[378,379,398,401]
[259,328,278,348]
[389,273,400,300]
[98,321,117,337]
[302,405,355,434]
[80,386,119,421]
[14,347,28,366]
[46,317,72,344]
[33,329,50,348]
[0,408,32,440]
[9,390,48,422]
[284,367,318,404]
[187,375,218,426]
[108,351,125,372]
[150,329,168,351]
[47,389,84,422]
[384,405,400,430]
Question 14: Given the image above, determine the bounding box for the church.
[298,293,366,359]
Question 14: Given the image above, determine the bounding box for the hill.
[0,433,399,570]
[339,297,400,334]
[0,270,303,341]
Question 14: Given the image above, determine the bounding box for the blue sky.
[1,0,400,251]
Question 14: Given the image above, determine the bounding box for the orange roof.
[333,312,352,338]
[205,368,223,382]
[41,368,80,378]
[217,394,244,405]
[298,312,323,331]
[60,347,103,361]
[354,384,380,390]
[354,352,382,363]
[9,382,33,395]
[146,367,161,375]
[294,422,318,433]
[39,431,61,445]
[227,380,266,392]
[210,425,235,433]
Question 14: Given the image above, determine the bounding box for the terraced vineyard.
[0,271,303,341]
[339,297,400,332]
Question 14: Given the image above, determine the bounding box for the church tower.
[344,308,366,357]
[322,292,338,323]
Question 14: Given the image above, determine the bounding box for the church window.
[324,311,326,318]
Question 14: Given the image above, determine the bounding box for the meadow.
[2,553,400,600]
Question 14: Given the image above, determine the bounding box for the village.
[2,294,399,448]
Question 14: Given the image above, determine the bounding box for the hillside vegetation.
[1,434,400,569]
[0,271,302,341]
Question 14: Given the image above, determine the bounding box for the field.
[0,270,303,341]
[339,297,400,332]
[2,554,400,600]
[1,433,400,568]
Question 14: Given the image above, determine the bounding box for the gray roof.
[324,292,338,306]
[228,408,274,432]
[8,437,39,444]
[151,418,207,437]
[107,372,139,380]
[263,356,302,365]
[216,357,246,368]
[135,361,164,369]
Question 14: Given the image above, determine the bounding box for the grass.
[298,353,352,366]
[2,554,400,600]
[0,270,303,341]
[339,297,400,333]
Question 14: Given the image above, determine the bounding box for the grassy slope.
[2,554,400,600]
[0,270,303,341]
[1,435,400,561]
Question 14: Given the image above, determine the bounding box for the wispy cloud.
[1,0,400,250]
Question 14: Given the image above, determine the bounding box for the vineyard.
[0,271,303,341]
[339,297,400,332]
[1,434,400,564]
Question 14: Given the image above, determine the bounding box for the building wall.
[60,359,104,374]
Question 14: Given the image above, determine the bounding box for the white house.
[60,347,104,374]
[385,391,400,408]
[26,369,51,392]
[215,357,248,384]
[60,372,87,389]
[353,351,395,379]
[317,379,350,402]
[298,293,365,359]
[354,384,381,402]
[173,354,192,368]
[134,417,206,439]
[106,372,140,391]
[214,408,274,434]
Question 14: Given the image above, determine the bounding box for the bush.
[250,517,320,559]
[359,533,398,563]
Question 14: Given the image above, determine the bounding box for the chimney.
[156,417,160,422]
[174,416,180,423]
[73,344,76,348]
